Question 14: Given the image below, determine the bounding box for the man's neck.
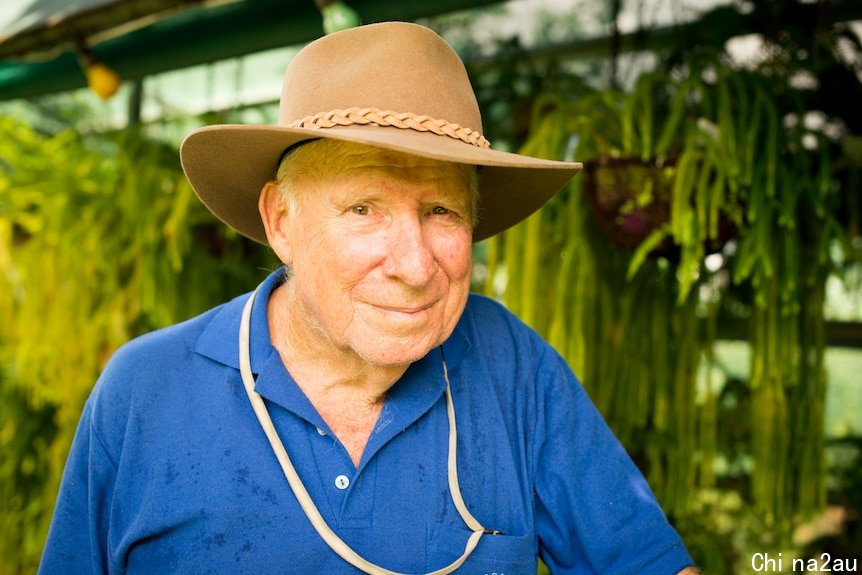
[266,282,409,400]
[266,282,407,466]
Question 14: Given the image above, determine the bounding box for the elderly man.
[41,22,698,575]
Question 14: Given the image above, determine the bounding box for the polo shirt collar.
[193,268,285,372]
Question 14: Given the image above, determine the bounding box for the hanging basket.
[583,155,736,257]
[583,156,676,253]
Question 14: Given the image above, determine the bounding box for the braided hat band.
[180,22,581,245]
[288,108,492,149]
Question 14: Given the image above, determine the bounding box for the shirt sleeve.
[39,400,117,575]
[532,349,695,575]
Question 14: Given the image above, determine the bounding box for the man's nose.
[383,214,436,287]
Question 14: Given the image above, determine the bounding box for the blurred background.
[1,0,860,573]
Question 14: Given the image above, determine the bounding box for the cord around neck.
[238,286,489,574]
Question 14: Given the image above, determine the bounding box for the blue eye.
[350,205,369,215]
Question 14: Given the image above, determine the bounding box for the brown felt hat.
[180,21,581,243]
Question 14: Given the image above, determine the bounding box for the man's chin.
[353,336,441,369]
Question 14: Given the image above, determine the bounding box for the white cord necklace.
[238,286,492,574]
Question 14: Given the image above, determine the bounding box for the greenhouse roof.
[0,0,504,101]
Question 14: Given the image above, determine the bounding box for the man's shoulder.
[111,301,232,367]
[462,292,545,346]
[456,293,562,377]
[463,292,523,326]
[90,293,247,400]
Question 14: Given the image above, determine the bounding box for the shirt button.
[316,427,327,436]
[334,475,350,490]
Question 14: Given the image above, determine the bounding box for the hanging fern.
[483,63,840,544]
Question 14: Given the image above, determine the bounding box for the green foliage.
[0,367,58,574]
[0,116,276,572]
[482,56,844,557]
[484,104,713,521]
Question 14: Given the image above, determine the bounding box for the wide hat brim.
[182,123,580,244]
[180,21,581,244]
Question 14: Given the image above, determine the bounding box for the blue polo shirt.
[40,269,693,574]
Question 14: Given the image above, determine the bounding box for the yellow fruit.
[86,63,121,100]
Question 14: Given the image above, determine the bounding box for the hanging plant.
[482,57,842,542]
[567,67,757,303]
[484,103,712,521]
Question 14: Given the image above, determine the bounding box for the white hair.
[275,139,479,227]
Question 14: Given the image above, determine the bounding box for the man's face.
[279,147,474,368]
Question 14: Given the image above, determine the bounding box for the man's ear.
[259,181,293,264]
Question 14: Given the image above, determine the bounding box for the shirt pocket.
[425,523,537,575]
